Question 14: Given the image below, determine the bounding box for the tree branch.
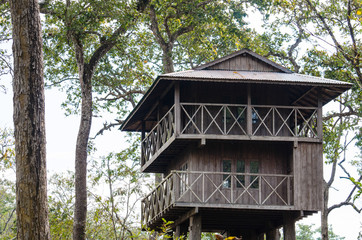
[323,110,359,121]
[328,201,361,214]
[304,0,362,87]
[92,121,123,139]
[149,5,167,47]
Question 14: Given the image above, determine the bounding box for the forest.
[0,0,361,239]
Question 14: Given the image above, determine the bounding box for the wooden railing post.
[174,82,181,136]
[141,121,145,165]
[317,89,323,140]
[247,84,252,135]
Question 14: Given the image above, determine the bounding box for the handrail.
[141,105,175,164]
[141,170,294,226]
[142,105,175,141]
[141,102,320,167]
[180,102,318,138]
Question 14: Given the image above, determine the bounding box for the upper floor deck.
[141,101,322,172]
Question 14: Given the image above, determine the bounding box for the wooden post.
[174,224,188,239]
[141,121,145,166]
[266,228,281,240]
[283,213,296,240]
[175,225,181,238]
[317,89,323,141]
[247,84,252,135]
[241,230,260,240]
[189,214,202,240]
[174,82,181,136]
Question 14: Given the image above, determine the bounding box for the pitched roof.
[120,49,352,132]
[159,70,350,86]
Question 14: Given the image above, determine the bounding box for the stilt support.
[189,214,202,240]
[283,213,296,240]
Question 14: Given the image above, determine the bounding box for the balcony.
[141,171,294,228]
[141,103,321,168]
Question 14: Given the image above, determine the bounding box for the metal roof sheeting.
[160,70,351,86]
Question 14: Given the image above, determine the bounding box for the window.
[222,160,231,188]
[252,109,259,124]
[180,163,188,194]
[236,160,245,188]
[250,161,259,189]
[221,159,259,189]
[224,107,246,124]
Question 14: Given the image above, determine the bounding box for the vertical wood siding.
[293,142,323,210]
[206,55,281,72]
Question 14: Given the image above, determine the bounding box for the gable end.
[195,49,292,73]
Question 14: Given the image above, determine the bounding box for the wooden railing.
[181,103,247,135]
[141,106,175,165]
[181,103,319,138]
[141,171,293,226]
[251,105,318,138]
[141,103,320,165]
[141,174,175,227]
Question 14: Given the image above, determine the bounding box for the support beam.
[291,86,316,106]
[141,121,145,165]
[247,84,252,135]
[317,88,323,140]
[174,224,188,239]
[175,225,181,238]
[189,214,202,240]
[283,213,296,240]
[174,82,181,136]
[173,207,199,228]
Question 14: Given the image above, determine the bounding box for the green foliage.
[296,223,316,240]
[48,172,75,239]
[0,1,12,85]
[0,128,16,239]
[289,224,346,240]
[88,135,151,239]
[0,178,16,239]
[0,128,14,172]
[143,0,271,72]
[42,0,153,117]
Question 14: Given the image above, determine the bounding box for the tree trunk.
[73,62,93,240]
[10,0,50,239]
[161,43,174,73]
[321,181,329,240]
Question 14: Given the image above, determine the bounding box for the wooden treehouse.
[120,49,351,239]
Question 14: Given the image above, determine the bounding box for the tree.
[0,128,16,239]
[259,1,362,239]
[39,1,151,238]
[144,0,271,73]
[9,0,50,238]
[89,136,150,240]
[0,1,12,82]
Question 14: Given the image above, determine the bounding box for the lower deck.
[142,170,309,230]
[146,205,315,235]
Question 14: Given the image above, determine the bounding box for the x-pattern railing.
[142,171,293,225]
[141,106,175,164]
[252,106,318,138]
[140,103,319,168]
[181,103,247,135]
[174,171,292,205]
[141,175,174,226]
